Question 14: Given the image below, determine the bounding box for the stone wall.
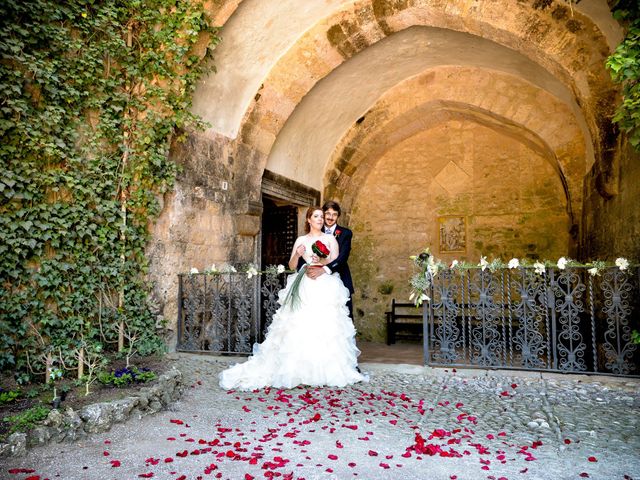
[0,369,183,458]
[582,140,640,261]
[146,132,263,348]
[348,120,570,341]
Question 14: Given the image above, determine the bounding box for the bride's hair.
[304,206,323,233]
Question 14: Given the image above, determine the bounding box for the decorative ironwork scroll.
[600,269,638,375]
[177,271,288,355]
[423,266,639,377]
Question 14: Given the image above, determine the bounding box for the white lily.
[450,260,459,269]
[533,261,545,275]
[189,267,199,274]
[276,264,286,274]
[588,267,599,276]
[508,258,520,269]
[615,257,629,271]
[479,256,488,271]
[557,257,568,270]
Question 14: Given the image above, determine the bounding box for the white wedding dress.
[219,235,368,391]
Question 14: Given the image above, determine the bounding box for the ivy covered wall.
[0,0,218,381]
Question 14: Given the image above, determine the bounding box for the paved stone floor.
[2,352,639,480]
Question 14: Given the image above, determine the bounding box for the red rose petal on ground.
[103,451,110,456]
[165,457,174,463]
[564,439,571,444]
[380,462,390,469]
[328,454,338,460]
[8,469,36,474]
[579,473,590,478]
[110,460,121,468]
[588,456,597,462]
[176,476,187,480]
[511,383,518,388]
[368,450,379,456]
[244,474,254,480]
[25,476,40,480]
[138,473,154,478]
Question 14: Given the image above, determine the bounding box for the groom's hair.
[322,200,341,216]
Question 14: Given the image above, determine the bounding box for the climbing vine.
[606,0,640,150]
[0,0,218,382]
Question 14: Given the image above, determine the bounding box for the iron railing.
[423,266,639,376]
[176,266,639,377]
[176,271,287,354]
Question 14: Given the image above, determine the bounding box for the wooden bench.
[386,299,423,345]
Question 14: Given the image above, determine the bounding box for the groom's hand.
[306,267,326,279]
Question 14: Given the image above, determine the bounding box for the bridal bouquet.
[310,240,330,264]
[283,240,330,309]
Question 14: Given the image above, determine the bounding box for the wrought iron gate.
[176,270,287,354]
[423,266,639,376]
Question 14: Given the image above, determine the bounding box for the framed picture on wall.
[438,216,467,253]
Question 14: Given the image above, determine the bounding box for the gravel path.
[2,353,639,480]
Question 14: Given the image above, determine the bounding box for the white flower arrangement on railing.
[185,263,290,277]
[409,248,635,307]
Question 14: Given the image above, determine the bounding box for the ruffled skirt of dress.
[219,271,368,391]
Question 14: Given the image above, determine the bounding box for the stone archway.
[322,65,586,228]
[150,0,634,346]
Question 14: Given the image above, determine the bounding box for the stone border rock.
[0,368,183,458]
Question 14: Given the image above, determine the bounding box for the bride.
[219,206,368,390]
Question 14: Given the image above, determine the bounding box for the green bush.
[98,367,157,388]
[3,405,51,435]
[0,389,20,404]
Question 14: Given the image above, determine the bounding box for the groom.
[306,200,355,319]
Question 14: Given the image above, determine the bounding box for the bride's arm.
[288,237,306,270]
[323,235,339,264]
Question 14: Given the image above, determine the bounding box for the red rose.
[335,229,342,237]
[312,240,330,258]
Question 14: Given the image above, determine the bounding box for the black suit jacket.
[297,225,354,294]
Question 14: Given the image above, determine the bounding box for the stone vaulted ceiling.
[191,0,622,233]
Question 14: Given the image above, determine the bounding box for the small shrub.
[98,367,156,388]
[3,405,51,435]
[0,388,20,404]
[25,388,40,399]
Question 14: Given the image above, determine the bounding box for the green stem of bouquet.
[282,265,309,310]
